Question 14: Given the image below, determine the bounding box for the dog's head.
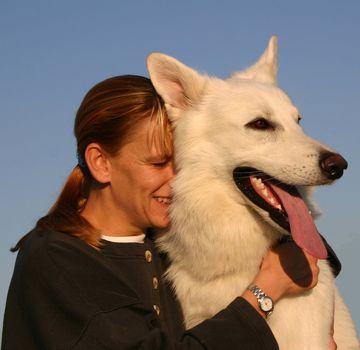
[147,36,347,259]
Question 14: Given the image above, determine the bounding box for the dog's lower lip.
[233,167,290,232]
[249,177,283,211]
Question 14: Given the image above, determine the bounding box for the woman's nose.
[168,161,175,179]
[163,161,175,183]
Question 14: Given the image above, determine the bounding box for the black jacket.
[2,229,279,349]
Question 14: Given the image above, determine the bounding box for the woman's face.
[107,118,174,234]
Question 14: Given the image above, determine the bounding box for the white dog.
[147,37,359,349]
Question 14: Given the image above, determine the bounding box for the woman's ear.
[84,143,111,183]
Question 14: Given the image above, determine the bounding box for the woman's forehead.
[121,118,172,157]
[143,117,173,157]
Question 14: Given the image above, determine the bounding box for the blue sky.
[1,0,359,335]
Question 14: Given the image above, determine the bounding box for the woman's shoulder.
[14,228,100,287]
[15,228,140,310]
[18,228,98,267]
[23,227,84,246]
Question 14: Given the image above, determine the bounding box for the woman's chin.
[150,213,171,230]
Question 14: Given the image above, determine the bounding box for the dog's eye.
[297,115,302,124]
[247,118,273,130]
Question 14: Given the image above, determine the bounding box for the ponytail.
[46,165,88,217]
[12,166,101,251]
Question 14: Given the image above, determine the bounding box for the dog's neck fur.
[157,165,281,281]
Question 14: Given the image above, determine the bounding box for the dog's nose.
[319,152,348,180]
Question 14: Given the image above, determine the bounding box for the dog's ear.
[231,36,278,84]
[147,53,207,121]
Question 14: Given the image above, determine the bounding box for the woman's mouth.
[154,196,172,205]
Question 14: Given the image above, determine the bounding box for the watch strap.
[247,285,274,317]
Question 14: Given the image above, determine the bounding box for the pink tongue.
[270,184,328,259]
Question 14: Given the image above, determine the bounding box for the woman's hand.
[257,241,319,301]
[244,242,338,348]
[242,242,320,316]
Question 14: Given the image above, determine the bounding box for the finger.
[329,337,337,350]
[301,249,318,264]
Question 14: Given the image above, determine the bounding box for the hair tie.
[77,152,92,178]
[77,152,87,170]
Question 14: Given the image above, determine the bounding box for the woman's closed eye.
[151,159,171,168]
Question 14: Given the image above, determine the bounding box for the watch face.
[260,297,273,312]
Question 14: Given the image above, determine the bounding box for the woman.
[2,75,338,349]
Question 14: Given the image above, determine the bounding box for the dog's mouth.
[233,167,328,259]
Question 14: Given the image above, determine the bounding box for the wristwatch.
[247,285,274,317]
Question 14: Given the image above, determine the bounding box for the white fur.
[147,36,359,349]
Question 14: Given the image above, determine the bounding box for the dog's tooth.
[252,178,261,189]
[262,189,268,196]
[256,180,265,190]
